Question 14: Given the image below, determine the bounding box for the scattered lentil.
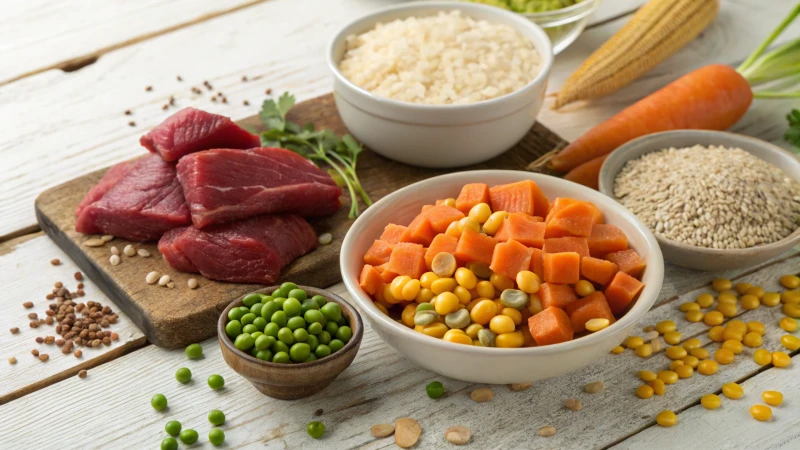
[564,398,582,411]
[10,327,19,334]
[123,245,136,256]
[470,387,494,402]
[394,418,421,448]
[78,369,87,378]
[537,425,556,437]
[371,423,395,438]
[8,357,17,364]
[39,354,49,362]
[110,255,121,266]
[188,278,199,289]
[158,275,171,286]
[83,238,105,247]
[584,381,605,393]
[50,258,61,266]
[146,271,160,284]
[137,249,151,258]
[444,426,472,445]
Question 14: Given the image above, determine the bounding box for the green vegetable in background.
[259,93,372,218]
[787,109,800,150]
[468,0,583,13]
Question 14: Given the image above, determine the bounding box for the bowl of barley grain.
[599,130,800,271]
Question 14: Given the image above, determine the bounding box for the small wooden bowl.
[218,285,363,400]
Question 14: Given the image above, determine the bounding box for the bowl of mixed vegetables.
[466,0,601,54]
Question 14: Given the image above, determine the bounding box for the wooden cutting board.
[35,93,566,348]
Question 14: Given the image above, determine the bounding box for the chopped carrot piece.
[539,283,578,310]
[546,198,603,225]
[565,291,616,333]
[543,252,581,284]
[455,183,491,215]
[425,234,459,268]
[604,272,645,315]
[387,242,427,279]
[400,214,437,246]
[454,229,498,266]
[490,239,533,280]
[375,263,398,284]
[587,224,628,257]
[543,237,590,258]
[489,180,549,216]
[380,224,408,245]
[527,306,574,346]
[605,249,646,279]
[422,205,465,233]
[359,264,384,295]
[581,257,619,286]
[494,213,546,248]
[530,248,545,279]
[364,239,394,266]
[545,202,596,238]
[421,205,434,212]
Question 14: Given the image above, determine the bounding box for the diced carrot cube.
[364,239,394,266]
[538,283,578,310]
[387,242,427,279]
[375,263,398,283]
[494,213,546,248]
[380,224,408,245]
[605,249,646,279]
[527,306,574,346]
[455,183,491,215]
[604,272,645,315]
[359,264,384,295]
[425,234,459,268]
[489,180,549,217]
[587,224,628,257]
[565,291,616,333]
[531,216,544,222]
[543,252,581,284]
[546,198,603,225]
[543,237,589,258]
[454,229,498,266]
[581,257,619,286]
[490,239,533,280]
[545,202,596,238]
[530,248,544,279]
[422,205,465,233]
[400,214,436,246]
[421,205,434,212]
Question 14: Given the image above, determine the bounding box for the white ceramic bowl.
[341,170,664,384]
[599,130,800,271]
[327,2,553,169]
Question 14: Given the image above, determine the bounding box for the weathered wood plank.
[0,234,146,404]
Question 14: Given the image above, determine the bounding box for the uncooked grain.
[614,146,800,249]
[123,245,136,256]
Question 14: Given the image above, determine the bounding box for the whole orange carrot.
[549,64,753,173]
[564,154,608,190]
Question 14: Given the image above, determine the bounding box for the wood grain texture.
[0,234,146,405]
[1,254,798,448]
[34,93,564,348]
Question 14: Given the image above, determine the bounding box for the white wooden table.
[1,1,799,448]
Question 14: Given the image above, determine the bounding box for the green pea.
[304,353,318,362]
[161,437,178,450]
[329,339,344,353]
[179,429,198,445]
[318,330,332,345]
[249,346,259,357]
[234,333,254,351]
[315,344,331,358]
[288,288,308,301]
[271,310,288,327]
[165,420,182,436]
[308,322,323,335]
[208,428,225,446]
[261,300,280,320]
[294,328,310,342]
[256,349,273,361]
[304,309,326,325]
[287,316,306,331]
[208,374,225,390]
[290,343,311,362]
[238,306,250,314]
[259,294,273,303]
[242,293,262,307]
[272,297,287,307]
[307,421,326,439]
[240,313,256,326]
[325,321,339,334]
[208,409,226,426]
[254,334,270,350]
[336,326,353,343]
[225,320,242,338]
[185,343,203,359]
[280,282,298,294]
[250,331,264,340]
[250,302,264,316]
[151,394,167,411]
[301,299,320,314]
[312,295,326,308]
[175,367,191,384]
[263,322,279,337]
[321,302,342,322]
[306,334,319,351]
[336,315,346,326]
[278,327,295,345]
[282,298,302,318]
[272,340,289,354]
[228,308,245,321]
[273,351,290,363]
[416,303,434,312]
[426,381,445,399]
[242,324,258,334]
[253,317,268,331]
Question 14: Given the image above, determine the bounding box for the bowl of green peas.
[218,282,363,400]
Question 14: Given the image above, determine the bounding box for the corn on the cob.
[553,0,719,109]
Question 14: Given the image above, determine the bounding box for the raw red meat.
[176,147,342,228]
[75,155,191,241]
[140,108,260,162]
[158,214,317,284]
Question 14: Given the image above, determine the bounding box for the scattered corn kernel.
[746,321,766,335]
[685,310,704,323]
[453,286,472,304]
[454,267,478,290]
[431,277,457,295]
[726,320,746,333]
[655,320,677,334]
[743,332,763,348]
[636,385,654,399]
[682,355,700,369]
[501,307,522,326]
[657,370,678,385]
[781,334,800,351]
[675,365,693,379]
[697,359,719,375]
[666,346,687,360]
[753,349,772,365]
[689,348,710,360]
[745,286,765,298]
[441,198,456,208]
[638,370,657,382]
[574,280,595,297]
[682,338,702,351]
[669,360,685,372]
[709,326,725,342]
[586,318,611,332]
[663,331,682,345]
[704,312,724,326]
[469,299,497,325]
[772,351,791,368]
[611,345,625,355]
[625,336,645,349]
[722,329,744,343]
[696,293,714,308]
[421,322,449,338]
[468,203,492,224]
[780,317,798,332]
[722,339,743,355]
[528,295,543,315]
[735,283,752,295]
[401,304,417,327]
[722,382,744,399]
[715,348,735,365]
[496,331,524,348]
[458,217,481,233]
[740,294,760,310]
[650,337,663,352]
[489,315,516,335]
[717,302,737,318]
[781,290,800,305]
[515,271,540,294]
[475,280,495,299]
[420,272,439,289]
[780,274,800,289]
[656,410,677,427]
[490,273,514,291]
[482,211,507,235]
[679,302,700,312]
[750,404,772,421]
[415,288,435,304]
[443,329,473,345]
[717,293,737,305]
[762,391,783,406]
[649,379,666,395]
[783,303,800,318]
[761,292,781,307]
[712,279,732,292]
[701,394,721,410]
[635,343,653,358]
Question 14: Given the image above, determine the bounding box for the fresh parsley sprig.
[259,93,372,218]
[787,109,800,151]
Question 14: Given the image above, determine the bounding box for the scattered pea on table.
[208,409,226,426]
[161,437,178,450]
[209,428,225,446]
[185,343,203,359]
[307,421,326,439]
[208,374,225,390]
[165,420,181,436]
[175,367,191,384]
[151,394,167,411]
[426,381,445,399]
[179,429,199,445]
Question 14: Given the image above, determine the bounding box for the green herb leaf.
[787,109,800,150]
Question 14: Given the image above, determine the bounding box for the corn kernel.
[722,329,743,343]
[772,351,791,367]
[669,360,684,371]
[374,302,389,315]
[586,318,611,332]
[781,334,800,351]
[453,286,472,305]
[431,277,457,295]
[753,349,772,365]
[735,282,752,295]
[635,343,653,358]
[638,370,657,382]
[697,359,719,375]
[715,348,735,365]
[655,320,676,334]
[458,217,481,233]
[574,280,595,297]
[435,292,460,315]
[709,326,726,342]
[475,280,495,299]
[704,311,725,326]
[443,329,474,345]
[780,274,800,289]
[649,379,666,395]
[717,293,737,305]
[656,410,677,427]
[685,310,704,323]
[675,364,693,379]
[657,370,678,384]
[401,303,417,327]
[679,302,700,312]
[783,303,800,318]
[415,288,435,304]
[712,278,732,292]
[528,295,543,315]
[468,203,492,224]
[666,346,687,360]
[743,332,763,348]
[501,307,522,326]
[761,292,781,306]
[421,322,449,338]
[745,286,765,298]
[465,323,483,339]
[780,317,798,332]
[722,382,744,399]
[682,338,702,351]
[610,345,625,354]
[750,404,772,422]
[455,267,478,290]
[727,320,746,334]
[636,384,654,399]
[663,331,682,345]
[441,198,456,208]
[625,336,644,349]
[489,314,516,335]
[482,211,507,235]
[445,221,462,238]
[717,302,737,318]
[420,272,439,289]
[722,339,743,355]
[689,348,710,359]
[515,271,540,294]
[682,355,700,369]
[701,394,721,410]
[382,284,401,304]
[490,273,514,291]
[746,321,766,335]
[470,300,497,325]
[496,331,524,348]
[696,293,714,308]
[781,290,800,304]
[762,391,783,406]
[740,294,760,310]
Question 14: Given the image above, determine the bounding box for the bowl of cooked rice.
[327,1,553,168]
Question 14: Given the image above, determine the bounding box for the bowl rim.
[326,0,554,111]
[341,169,664,356]
[521,0,602,20]
[217,285,364,369]
[598,129,800,257]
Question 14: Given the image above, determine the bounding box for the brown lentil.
[538,425,556,437]
[470,387,494,402]
[31,349,39,356]
[10,327,19,334]
[128,121,136,127]
[36,337,44,343]
[50,258,61,265]
[371,423,394,438]
[145,85,152,91]
[39,354,49,362]
[78,370,88,378]
[74,349,83,358]
[444,426,472,445]
[8,357,16,364]
[584,381,605,393]
[564,398,582,411]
